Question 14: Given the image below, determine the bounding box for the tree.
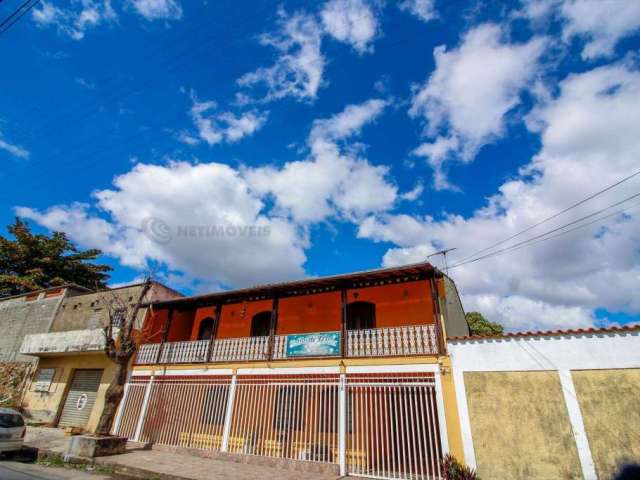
[95,278,152,436]
[466,311,504,336]
[0,218,111,297]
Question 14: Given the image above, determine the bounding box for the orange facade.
[151,279,437,343]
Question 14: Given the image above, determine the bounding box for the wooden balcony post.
[267,297,279,360]
[206,304,222,363]
[340,288,347,358]
[156,308,174,363]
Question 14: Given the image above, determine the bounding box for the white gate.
[114,370,446,479]
[346,373,444,480]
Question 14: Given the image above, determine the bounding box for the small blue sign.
[285,331,341,357]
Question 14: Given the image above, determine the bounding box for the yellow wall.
[22,354,116,433]
[572,368,640,479]
[464,371,582,480]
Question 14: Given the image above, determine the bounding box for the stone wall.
[0,361,35,408]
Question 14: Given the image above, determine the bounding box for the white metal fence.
[135,325,440,365]
[114,372,445,479]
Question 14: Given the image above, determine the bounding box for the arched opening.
[346,301,376,330]
[251,311,272,337]
[197,317,215,340]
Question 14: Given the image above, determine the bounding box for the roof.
[0,283,93,302]
[148,262,440,308]
[448,323,640,342]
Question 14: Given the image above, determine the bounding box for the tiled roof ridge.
[449,323,640,341]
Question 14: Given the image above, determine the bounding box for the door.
[58,369,104,429]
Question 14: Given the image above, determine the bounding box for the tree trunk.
[94,358,128,436]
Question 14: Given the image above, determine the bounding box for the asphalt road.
[0,462,111,479]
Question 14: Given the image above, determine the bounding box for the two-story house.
[19,281,182,432]
[113,263,468,479]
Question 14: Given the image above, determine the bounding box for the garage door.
[58,369,104,428]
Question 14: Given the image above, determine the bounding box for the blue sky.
[1,0,639,331]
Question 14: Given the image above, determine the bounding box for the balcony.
[134,324,440,365]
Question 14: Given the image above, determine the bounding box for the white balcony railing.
[134,324,440,365]
[346,324,439,357]
[159,339,209,364]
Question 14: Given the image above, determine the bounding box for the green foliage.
[465,311,504,336]
[0,217,111,297]
[441,453,479,480]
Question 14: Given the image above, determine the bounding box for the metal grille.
[112,379,148,438]
[159,340,209,364]
[58,369,104,428]
[227,375,339,463]
[347,374,443,480]
[136,344,160,364]
[139,376,232,449]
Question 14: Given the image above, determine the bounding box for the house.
[113,262,468,478]
[19,281,182,431]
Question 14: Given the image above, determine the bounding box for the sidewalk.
[25,427,340,480]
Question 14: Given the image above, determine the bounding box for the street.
[0,461,111,480]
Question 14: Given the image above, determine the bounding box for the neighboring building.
[113,263,468,479]
[0,285,90,363]
[19,281,182,431]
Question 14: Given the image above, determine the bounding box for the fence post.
[338,373,347,476]
[133,374,154,442]
[221,375,238,452]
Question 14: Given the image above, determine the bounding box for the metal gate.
[347,373,443,480]
[114,371,445,479]
[58,369,104,428]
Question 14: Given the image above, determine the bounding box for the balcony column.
[340,288,347,357]
[206,304,222,363]
[267,297,279,360]
[156,308,174,364]
[428,277,446,354]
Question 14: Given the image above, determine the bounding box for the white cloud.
[244,99,396,223]
[32,0,117,40]
[359,62,640,331]
[185,93,268,146]
[0,131,29,159]
[238,9,325,102]
[320,0,379,54]
[398,0,437,23]
[410,24,546,189]
[17,162,307,288]
[400,182,424,201]
[128,0,182,21]
[519,0,640,60]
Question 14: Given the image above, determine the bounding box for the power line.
[0,0,40,36]
[454,169,640,265]
[449,192,640,270]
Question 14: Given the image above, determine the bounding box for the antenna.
[427,248,457,276]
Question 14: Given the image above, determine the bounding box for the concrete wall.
[449,329,640,479]
[0,290,67,362]
[21,354,116,432]
[0,361,35,408]
[572,369,640,479]
[464,371,581,479]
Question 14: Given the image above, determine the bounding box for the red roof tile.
[448,323,640,341]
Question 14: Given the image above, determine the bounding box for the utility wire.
[0,0,40,36]
[449,191,640,270]
[454,169,640,265]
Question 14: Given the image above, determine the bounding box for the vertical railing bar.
[221,375,237,452]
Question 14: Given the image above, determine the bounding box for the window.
[34,368,56,392]
[346,301,376,330]
[251,311,272,337]
[201,385,229,425]
[112,308,127,327]
[198,317,215,340]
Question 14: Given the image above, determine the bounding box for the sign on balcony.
[285,331,341,357]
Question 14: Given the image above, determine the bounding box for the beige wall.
[464,371,582,480]
[572,368,640,479]
[21,354,116,433]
